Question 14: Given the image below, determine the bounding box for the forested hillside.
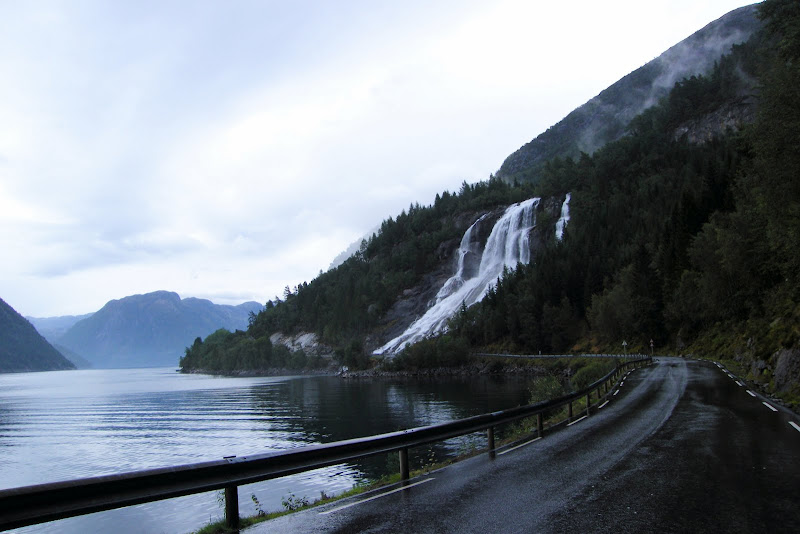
[460,0,800,404]
[181,1,800,405]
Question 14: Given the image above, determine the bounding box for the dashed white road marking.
[790,422,800,433]
[319,478,434,515]
[599,400,609,409]
[735,381,744,387]
[762,402,778,412]
[567,415,588,427]
[620,381,625,386]
[746,390,757,397]
[498,437,541,456]
[613,389,620,396]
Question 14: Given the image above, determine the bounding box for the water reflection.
[0,370,530,534]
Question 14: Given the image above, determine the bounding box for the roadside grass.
[192,467,443,534]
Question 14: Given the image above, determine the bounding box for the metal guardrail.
[0,356,650,531]
[472,352,633,359]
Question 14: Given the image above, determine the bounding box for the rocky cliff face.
[269,332,335,359]
[496,4,761,183]
[773,349,800,397]
[673,98,757,144]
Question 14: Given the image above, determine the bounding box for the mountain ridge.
[496,4,761,183]
[26,313,94,342]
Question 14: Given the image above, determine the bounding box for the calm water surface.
[0,368,532,533]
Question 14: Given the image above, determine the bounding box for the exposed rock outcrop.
[270,332,335,359]
[773,348,800,393]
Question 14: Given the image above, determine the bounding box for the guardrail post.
[487,426,496,456]
[399,447,409,480]
[225,485,239,529]
[586,393,591,416]
[537,413,543,438]
[568,401,573,422]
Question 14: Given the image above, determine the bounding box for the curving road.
[247,358,800,533]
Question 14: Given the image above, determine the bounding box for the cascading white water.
[555,193,571,241]
[374,197,541,355]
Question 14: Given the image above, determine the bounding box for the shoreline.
[180,360,558,380]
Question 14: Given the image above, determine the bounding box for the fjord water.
[0,368,531,533]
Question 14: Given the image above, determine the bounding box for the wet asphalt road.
[247,358,800,533]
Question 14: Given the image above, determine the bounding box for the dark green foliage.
[388,336,469,370]
[527,375,566,404]
[571,360,616,390]
[470,1,800,358]
[178,329,325,372]
[0,298,75,372]
[335,339,368,370]
[666,0,800,349]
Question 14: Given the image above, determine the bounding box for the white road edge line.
[790,421,800,433]
[762,402,778,412]
[498,437,542,456]
[567,415,588,427]
[319,478,435,515]
[599,400,609,409]
[746,390,757,397]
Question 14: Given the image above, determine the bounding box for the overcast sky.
[1,0,755,317]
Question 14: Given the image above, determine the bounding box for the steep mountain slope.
[57,291,263,368]
[496,4,761,184]
[0,298,76,373]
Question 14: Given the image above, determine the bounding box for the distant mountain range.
[0,297,76,372]
[24,291,263,369]
[51,291,263,368]
[26,313,94,342]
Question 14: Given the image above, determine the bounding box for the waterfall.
[555,193,571,241]
[374,197,541,355]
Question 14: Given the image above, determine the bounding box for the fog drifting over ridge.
[0,0,754,317]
